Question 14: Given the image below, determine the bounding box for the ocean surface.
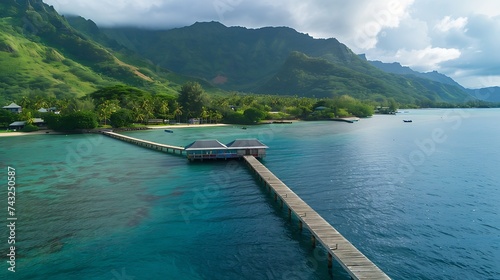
[0,108,499,280]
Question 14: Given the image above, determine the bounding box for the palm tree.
[55,98,70,113]
[21,110,34,125]
[18,96,31,109]
[199,107,209,124]
[97,100,119,125]
[34,96,48,110]
[154,97,169,119]
[127,100,141,123]
[173,102,183,124]
[212,111,223,123]
[140,98,154,124]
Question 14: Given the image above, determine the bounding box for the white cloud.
[395,47,461,71]
[42,0,500,88]
[435,16,468,32]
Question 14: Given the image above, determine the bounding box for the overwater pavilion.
[226,139,268,158]
[185,139,268,161]
[184,140,229,161]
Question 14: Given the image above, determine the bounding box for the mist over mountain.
[0,0,196,105]
[96,21,472,104]
[1,0,495,107]
[468,87,500,102]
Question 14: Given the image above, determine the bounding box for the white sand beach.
[0,130,64,137]
[0,123,231,137]
[146,123,230,129]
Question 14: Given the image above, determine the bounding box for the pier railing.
[102,131,390,278]
[243,155,390,280]
[102,131,185,155]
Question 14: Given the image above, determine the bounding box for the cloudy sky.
[44,0,500,88]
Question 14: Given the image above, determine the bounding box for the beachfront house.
[8,118,46,130]
[185,140,229,161]
[226,139,268,158]
[38,107,60,114]
[188,118,200,125]
[2,103,22,114]
[147,119,165,125]
[8,121,26,131]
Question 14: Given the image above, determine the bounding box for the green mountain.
[468,87,500,102]
[0,0,190,105]
[100,22,380,91]
[258,52,471,105]
[99,21,472,104]
[365,57,464,89]
[0,1,478,107]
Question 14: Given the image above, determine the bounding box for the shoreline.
[0,130,65,138]
[0,123,231,138]
[146,123,230,129]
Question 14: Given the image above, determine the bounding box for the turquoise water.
[1,109,499,279]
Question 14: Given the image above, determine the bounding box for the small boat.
[403,120,412,123]
[164,129,174,133]
[241,127,247,130]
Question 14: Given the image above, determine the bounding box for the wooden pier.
[102,131,185,155]
[243,155,390,280]
[101,131,390,278]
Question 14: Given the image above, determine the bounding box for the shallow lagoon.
[1,109,499,279]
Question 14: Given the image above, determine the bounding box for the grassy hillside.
[0,17,107,103]
[0,0,197,105]
[0,1,477,107]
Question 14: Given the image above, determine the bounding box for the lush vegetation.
[21,124,39,132]
[99,22,473,105]
[1,82,384,130]
[1,0,498,133]
[259,52,472,105]
[0,0,203,107]
[44,111,98,130]
[4,81,499,131]
[0,109,17,128]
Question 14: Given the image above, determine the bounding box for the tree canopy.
[178,82,206,119]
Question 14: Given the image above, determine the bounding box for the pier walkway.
[102,131,185,155]
[101,130,390,278]
[243,155,390,280]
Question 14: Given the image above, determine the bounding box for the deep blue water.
[0,109,499,279]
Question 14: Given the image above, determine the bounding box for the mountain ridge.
[365,58,464,88]
[99,21,378,91]
[95,20,475,104]
[258,52,471,104]
[1,1,493,107]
